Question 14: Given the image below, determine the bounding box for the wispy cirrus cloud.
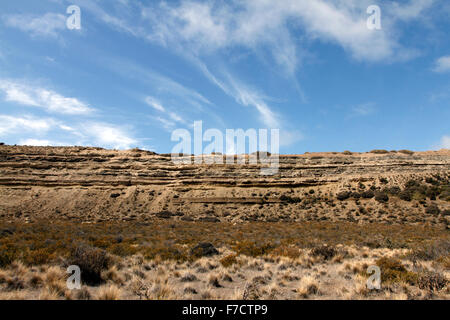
[145,96,166,112]
[351,102,377,117]
[388,0,434,21]
[0,79,93,115]
[97,54,212,109]
[192,62,302,145]
[145,96,187,130]
[2,13,66,37]
[141,0,434,72]
[433,55,450,73]
[66,0,434,78]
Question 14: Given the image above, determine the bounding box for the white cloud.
[0,115,55,135]
[440,135,450,149]
[83,123,137,149]
[2,13,66,37]
[0,80,93,115]
[19,139,68,146]
[433,55,450,73]
[0,113,140,150]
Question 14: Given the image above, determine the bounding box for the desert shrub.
[398,150,414,155]
[385,186,401,195]
[208,275,222,288]
[233,241,274,257]
[376,257,418,285]
[6,277,25,291]
[108,243,139,257]
[405,179,422,189]
[425,186,440,200]
[342,151,353,155]
[220,254,238,267]
[425,204,440,215]
[0,244,18,268]
[350,192,361,199]
[156,211,173,219]
[336,191,351,201]
[190,243,219,258]
[280,195,301,204]
[145,246,187,262]
[361,190,375,199]
[28,274,43,288]
[439,185,450,201]
[67,244,111,285]
[374,191,389,203]
[370,149,389,154]
[180,273,198,282]
[408,240,450,262]
[270,246,301,259]
[23,248,55,266]
[75,287,92,300]
[425,177,439,185]
[311,245,336,261]
[399,190,412,201]
[412,192,426,201]
[417,272,448,291]
[379,177,389,184]
[400,179,443,202]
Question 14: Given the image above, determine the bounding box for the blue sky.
[0,0,449,153]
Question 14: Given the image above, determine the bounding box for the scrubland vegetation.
[0,220,448,300]
[0,146,448,299]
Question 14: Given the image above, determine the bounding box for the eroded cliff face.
[0,145,449,226]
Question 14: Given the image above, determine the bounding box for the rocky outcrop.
[0,145,448,225]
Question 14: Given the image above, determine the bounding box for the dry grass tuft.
[97,285,121,300]
[208,274,222,288]
[297,276,320,298]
